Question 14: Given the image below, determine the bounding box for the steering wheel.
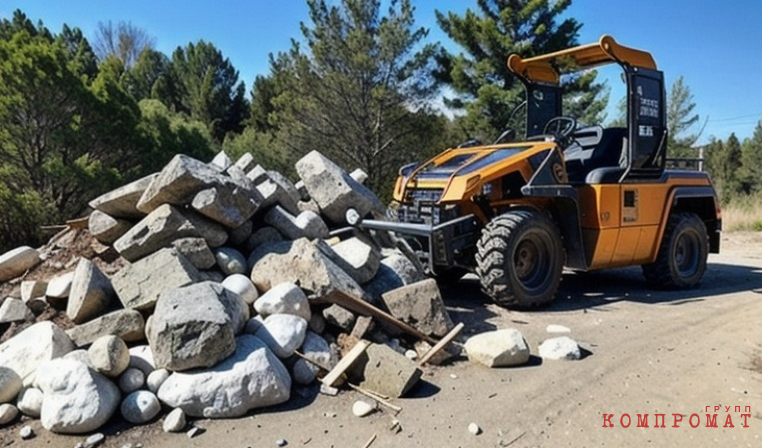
[543,116,578,147]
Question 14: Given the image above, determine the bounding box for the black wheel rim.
[674,230,700,277]
[513,231,552,291]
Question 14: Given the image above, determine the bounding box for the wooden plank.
[417,322,465,366]
[361,433,377,448]
[325,290,438,345]
[321,339,370,387]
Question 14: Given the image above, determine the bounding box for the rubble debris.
[66,309,145,347]
[67,258,115,324]
[163,408,186,433]
[0,246,40,282]
[538,336,582,360]
[381,278,454,338]
[358,343,422,398]
[46,271,75,299]
[0,298,33,324]
[19,425,35,439]
[88,174,156,219]
[464,329,530,368]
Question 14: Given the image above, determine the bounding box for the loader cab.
[509,35,668,185]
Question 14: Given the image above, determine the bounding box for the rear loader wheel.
[642,212,708,288]
[475,209,564,308]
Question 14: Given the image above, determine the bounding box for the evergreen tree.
[721,133,743,202]
[739,121,762,194]
[435,0,607,141]
[667,75,703,159]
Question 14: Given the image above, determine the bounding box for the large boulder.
[157,334,291,418]
[295,150,384,224]
[66,258,115,324]
[0,322,74,380]
[36,358,120,434]
[88,173,156,219]
[381,279,454,338]
[0,246,40,282]
[112,248,202,311]
[191,183,261,229]
[66,309,145,347]
[464,329,530,368]
[114,204,228,262]
[249,238,366,301]
[146,282,248,371]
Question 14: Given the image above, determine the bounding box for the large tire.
[642,212,708,288]
[475,209,564,308]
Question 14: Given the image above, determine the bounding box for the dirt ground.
[4,232,762,448]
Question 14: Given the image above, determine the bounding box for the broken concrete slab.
[381,279,453,338]
[244,227,283,254]
[249,238,366,302]
[20,280,47,303]
[45,271,74,300]
[264,206,329,240]
[255,178,300,215]
[358,343,422,398]
[0,246,40,282]
[232,153,255,172]
[363,252,426,303]
[114,204,228,262]
[66,258,115,324]
[171,238,216,270]
[191,183,260,229]
[112,248,202,311]
[331,237,380,284]
[0,321,74,380]
[295,150,384,224]
[66,309,146,347]
[88,210,133,245]
[464,329,530,368]
[146,282,248,371]
[322,304,356,332]
[245,165,268,185]
[88,174,156,220]
[0,298,33,324]
[210,151,232,171]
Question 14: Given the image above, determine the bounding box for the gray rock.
[118,368,145,393]
[146,368,169,394]
[249,238,366,302]
[464,329,530,367]
[146,282,247,371]
[0,246,40,282]
[210,151,232,171]
[0,403,18,425]
[381,279,453,338]
[66,309,145,347]
[20,280,47,302]
[251,314,308,359]
[83,433,105,448]
[255,178,300,215]
[67,258,115,324]
[297,198,321,214]
[359,343,422,398]
[363,253,425,302]
[268,170,302,205]
[246,164,268,184]
[36,358,120,434]
[352,400,375,417]
[0,366,22,403]
[228,220,253,247]
[331,237,380,284]
[221,274,259,305]
[538,336,581,360]
[294,179,309,201]
[0,321,74,380]
[19,424,34,439]
[213,247,247,275]
[88,335,130,377]
[137,154,238,213]
[322,304,356,332]
[0,298,33,324]
[292,331,337,385]
[157,334,291,418]
[191,184,261,229]
[233,153,255,172]
[171,237,216,269]
[63,349,92,367]
[46,271,74,299]
[88,174,156,219]
[308,313,326,334]
[114,204,228,262]
[295,150,384,224]
[264,206,329,241]
[245,226,283,253]
[127,345,155,376]
[16,387,43,418]
[254,282,311,321]
[112,248,202,311]
[121,390,160,424]
[88,210,133,245]
[163,407,186,432]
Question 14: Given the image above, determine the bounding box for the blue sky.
[1,1,760,144]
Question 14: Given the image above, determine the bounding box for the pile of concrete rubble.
[0,150,467,437]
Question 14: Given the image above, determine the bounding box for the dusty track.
[7,232,762,447]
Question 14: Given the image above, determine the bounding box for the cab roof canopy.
[507,34,657,85]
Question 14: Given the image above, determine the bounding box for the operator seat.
[564,127,627,184]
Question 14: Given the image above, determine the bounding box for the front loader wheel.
[475,210,564,308]
[642,212,708,288]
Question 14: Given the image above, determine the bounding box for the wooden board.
[321,339,370,387]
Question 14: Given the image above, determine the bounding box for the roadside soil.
[4,232,761,448]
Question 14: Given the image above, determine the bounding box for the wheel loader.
[351,35,721,308]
